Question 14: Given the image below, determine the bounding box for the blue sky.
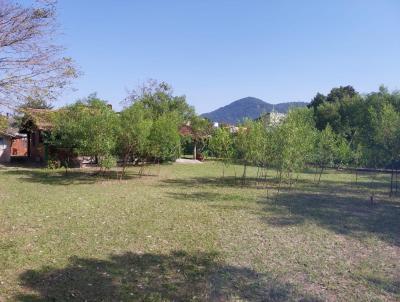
[54,0,400,113]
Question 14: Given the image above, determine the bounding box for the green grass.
[0,162,399,301]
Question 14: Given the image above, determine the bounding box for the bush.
[99,155,117,170]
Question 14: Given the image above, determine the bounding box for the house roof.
[0,115,25,138]
[0,127,25,138]
[179,125,194,136]
[21,108,55,131]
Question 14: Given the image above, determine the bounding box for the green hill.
[201,97,308,124]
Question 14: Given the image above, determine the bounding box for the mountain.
[201,97,308,124]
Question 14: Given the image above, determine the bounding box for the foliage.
[0,115,7,132]
[117,102,153,162]
[235,119,266,166]
[209,127,234,176]
[126,79,195,122]
[209,128,234,161]
[279,108,316,175]
[99,154,117,171]
[50,95,118,162]
[370,102,400,167]
[313,124,338,169]
[309,85,400,168]
[19,96,54,110]
[148,112,181,161]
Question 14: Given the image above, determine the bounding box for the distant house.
[256,111,286,127]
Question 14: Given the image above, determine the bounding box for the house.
[0,131,12,163]
[19,108,54,162]
[19,108,85,166]
[0,128,27,163]
[256,111,286,127]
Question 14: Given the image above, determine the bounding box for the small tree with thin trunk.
[278,108,316,188]
[234,119,265,185]
[209,127,234,178]
[313,124,337,184]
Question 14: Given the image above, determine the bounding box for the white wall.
[0,135,11,163]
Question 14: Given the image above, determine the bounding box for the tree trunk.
[264,167,268,189]
[355,169,358,185]
[314,165,318,183]
[120,153,129,180]
[390,166,394,196]
[242,164,247,186]
[317,167,324,185]
[193,143,197,160]
[277,170,283,192]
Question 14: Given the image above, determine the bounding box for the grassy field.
[0,162,399,301]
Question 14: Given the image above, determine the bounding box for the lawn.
[0,162,399,301]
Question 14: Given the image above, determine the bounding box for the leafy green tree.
[51,95,118,170]
[117,102,153,178]
[326,85,358,103]
[315,101,341,131]
[148,112,181,162]
[308,93,326,111]
[126,80,195,122]
[334,135,352,169]
[235,119,265,183]
[370,103,400,193]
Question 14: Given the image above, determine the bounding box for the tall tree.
[0,0,78,110]
[125,79,195,122]
[326,85,358,103]
[308,93,326,111]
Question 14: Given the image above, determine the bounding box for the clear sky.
[54,0,400,113]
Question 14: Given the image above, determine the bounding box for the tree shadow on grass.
[166,191,257,204]
[262,191,400,246]
[15,250,322,302]
[2,169,156,186]
[160,176,289,191]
